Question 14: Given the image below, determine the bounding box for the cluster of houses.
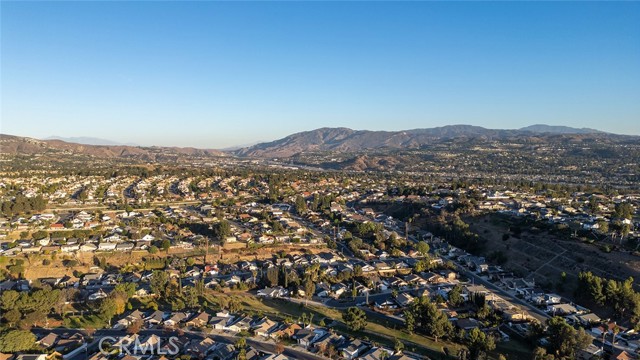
[2,172,638,239]
[1,197,334,254]
[1,172,639,360]
[16,308,423,360]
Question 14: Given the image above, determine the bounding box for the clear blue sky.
[2,1,639,148]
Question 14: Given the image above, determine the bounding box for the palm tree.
[611,324,620,348]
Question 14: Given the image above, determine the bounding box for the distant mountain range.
[234,124,614,157]
[1,124,631,160]
[45,136,138,146]
[0,134,226,161]
[518,124,604,134]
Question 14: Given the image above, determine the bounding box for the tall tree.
[448,284,464,307]
[406,296,452,342]
[466,328,496,360]
[265,267,279,287]
[295,195,307,215]
[546,317,592,360]
[0,330,36,352]
[343,307,367,331]
[98,297,118,326]
[416,241,430,257]
[150,270,169,298]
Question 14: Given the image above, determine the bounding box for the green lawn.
[62,314,108,329]
[492,337,534,360]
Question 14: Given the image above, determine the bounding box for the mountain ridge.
[0,134,226,160]
[518,124,605,134]
[45,136,139,146]
[2,124,633,160]
[234,124,620,158]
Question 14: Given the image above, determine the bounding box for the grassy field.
[209,293,466,359]
[58,290,528,359]
[238,294,532,360]
[63,314,108,329]
[493,337,534,360]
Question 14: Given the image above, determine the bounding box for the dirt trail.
[466,214,640,291]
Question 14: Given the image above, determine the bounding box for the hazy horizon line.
[3,122,640,150]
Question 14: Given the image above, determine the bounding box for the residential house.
[375,297,397,310]
[455,318,480,331]
[547,303,579,316]
[186,312,210,328]
[404,274,427,286]
[189,337,216,356]
[225,315,252,333]
[257,286,288,298]
[395,293,415,308]
[114,310,144,330]
[422,272,445,284]
[252,318,279,338]
[359,347,394,360]
[270,323,301,340]
[208,343,236,360]
[14,355,48,360]
[293,327,326,348]
[313,332,345,353]
[37,333,59,349]
[145,310,165,327]
[340,339,369,360]
[210,316,232,330]
[577,313,602,326]
[262,355,292,360]
[88,289,108,301]
[97,242,117,251]
[80,243,97,252]
[115,242,134,252]
[163,312,188,328]
[133,334,161,353]
[578,343,603,360]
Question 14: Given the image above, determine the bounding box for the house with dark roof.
[313,332,345,353]
[37,332,59,348]
[208,343,236,360]
[144,310,165,327]
[293,327,326,348]
[339,339,369,360]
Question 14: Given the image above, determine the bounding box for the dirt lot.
[466,213,640,293]
[17,248,196,280]
[219,244,327,263]
[10,244,329,280]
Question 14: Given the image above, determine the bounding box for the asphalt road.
[449,260,551,324]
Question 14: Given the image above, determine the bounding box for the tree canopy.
[343,306,367,332]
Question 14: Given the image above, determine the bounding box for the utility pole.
[405,221,409,240]
[204,236,209,265]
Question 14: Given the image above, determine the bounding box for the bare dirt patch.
[15,244,329,280]
[466,214,640,293]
